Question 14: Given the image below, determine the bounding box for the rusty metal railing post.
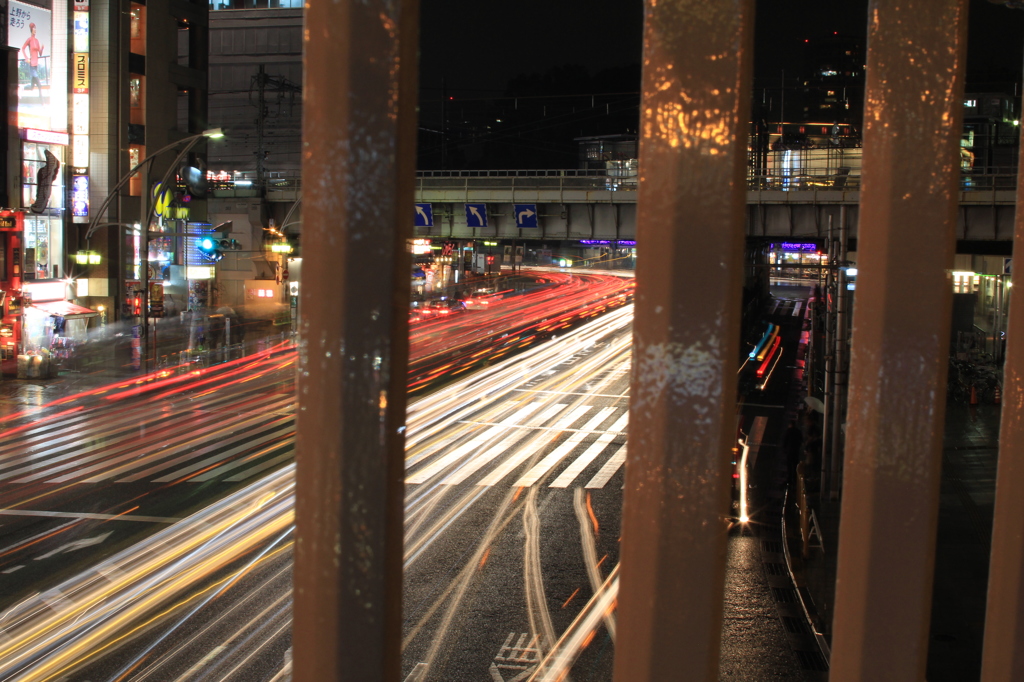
[293,0,419,680]
[829,1,968,679]
[980,46,1024,682]
[613,1,753,680]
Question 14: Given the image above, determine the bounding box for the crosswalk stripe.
[110,419,293,483]
[224,452,294,482]
[6,394,291,483]
[549,413,628,488]
[192,438,295,481]
[151,428,294,483]
[792,301,803,317]
[585,444,627,489]
[47,405,293,483]
[476,404,594,487]
[512,407,618,488]
[1,409,231,481]
[406,403,545,485]
[437,403,570,486]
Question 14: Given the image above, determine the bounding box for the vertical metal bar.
[981,49,1024,678]
[139,163,150,372]
[821,220,835,496]
[829,1,968,679]
[995,276,1004,364]
[293,0,419,680]
[613,1,753,680]
[830,206,849,498]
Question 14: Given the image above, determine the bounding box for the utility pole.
[254,64,268,191]
[250,64,301,192]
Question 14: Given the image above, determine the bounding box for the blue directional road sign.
[414,203,434,227]
[464,203,488,228]
[514,204,538,228]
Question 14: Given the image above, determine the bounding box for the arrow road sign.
[415,203,434,227]
[465,203,488,228]
[34,531,113,560]
[514,204,538,228]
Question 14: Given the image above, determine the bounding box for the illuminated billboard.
[8,1,53,130]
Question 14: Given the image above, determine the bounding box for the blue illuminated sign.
[464,203,488,228]
[414,203,433,227]
[71,175,89,217]
[579,240,636,246]
[775,242,819,252]
[514,204,538,228]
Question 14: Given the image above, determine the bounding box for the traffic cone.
[994,384,1001,405]
[970,385,978,405]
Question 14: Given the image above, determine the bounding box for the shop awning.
[30,300,100,319]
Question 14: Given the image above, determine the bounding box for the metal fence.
[295,1,1024,681]
[206,166,1021,196]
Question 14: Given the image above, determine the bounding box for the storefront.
[0,211,25,376]
[769,241,825,282]
[19,278,98,377]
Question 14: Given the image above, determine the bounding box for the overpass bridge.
[249,167,1018,248]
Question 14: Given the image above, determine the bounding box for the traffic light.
[178,153,208,198]
[196,235,241,262]
[195,222,239,262]
[196,235,224,262]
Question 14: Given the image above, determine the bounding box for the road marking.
[477,405,593,487]
[113,421,293,483]
[407,403,545,485]
[34,531,113,560]
[550,413,629,488]
[175,645,226,680]
[585,444,627,488]
[404,663,429,682]
[1,565,23,574]
[0,509,179,523]
[441,403,569,486]
[192,438,295,482]
[513,407,618,487]
[151,427,294,482]
[490,632,543,682]
[224,452,294,482]
[513,389,629,399]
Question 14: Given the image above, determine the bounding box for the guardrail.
[204,167,1020,196]
[152,331,296,371]
[201,168,1024,195]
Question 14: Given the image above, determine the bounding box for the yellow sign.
[186,266,215,280]
[73,53,89,94]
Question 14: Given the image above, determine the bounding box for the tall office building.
[79,0,211,321]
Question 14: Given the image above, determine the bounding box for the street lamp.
[83,127,225,370]
[83,128,224,246]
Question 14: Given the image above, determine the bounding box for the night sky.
[415,1,1024,169]
[418,0,1024,97]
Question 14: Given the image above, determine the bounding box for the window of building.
[130,4,146,54]
[129,144,145,196]
[178,89,190,132]
[178,25,189,66]
[130,76,145,125]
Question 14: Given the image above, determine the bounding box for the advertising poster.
[8,0,53,130]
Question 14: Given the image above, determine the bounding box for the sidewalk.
[784,312,1003,680]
